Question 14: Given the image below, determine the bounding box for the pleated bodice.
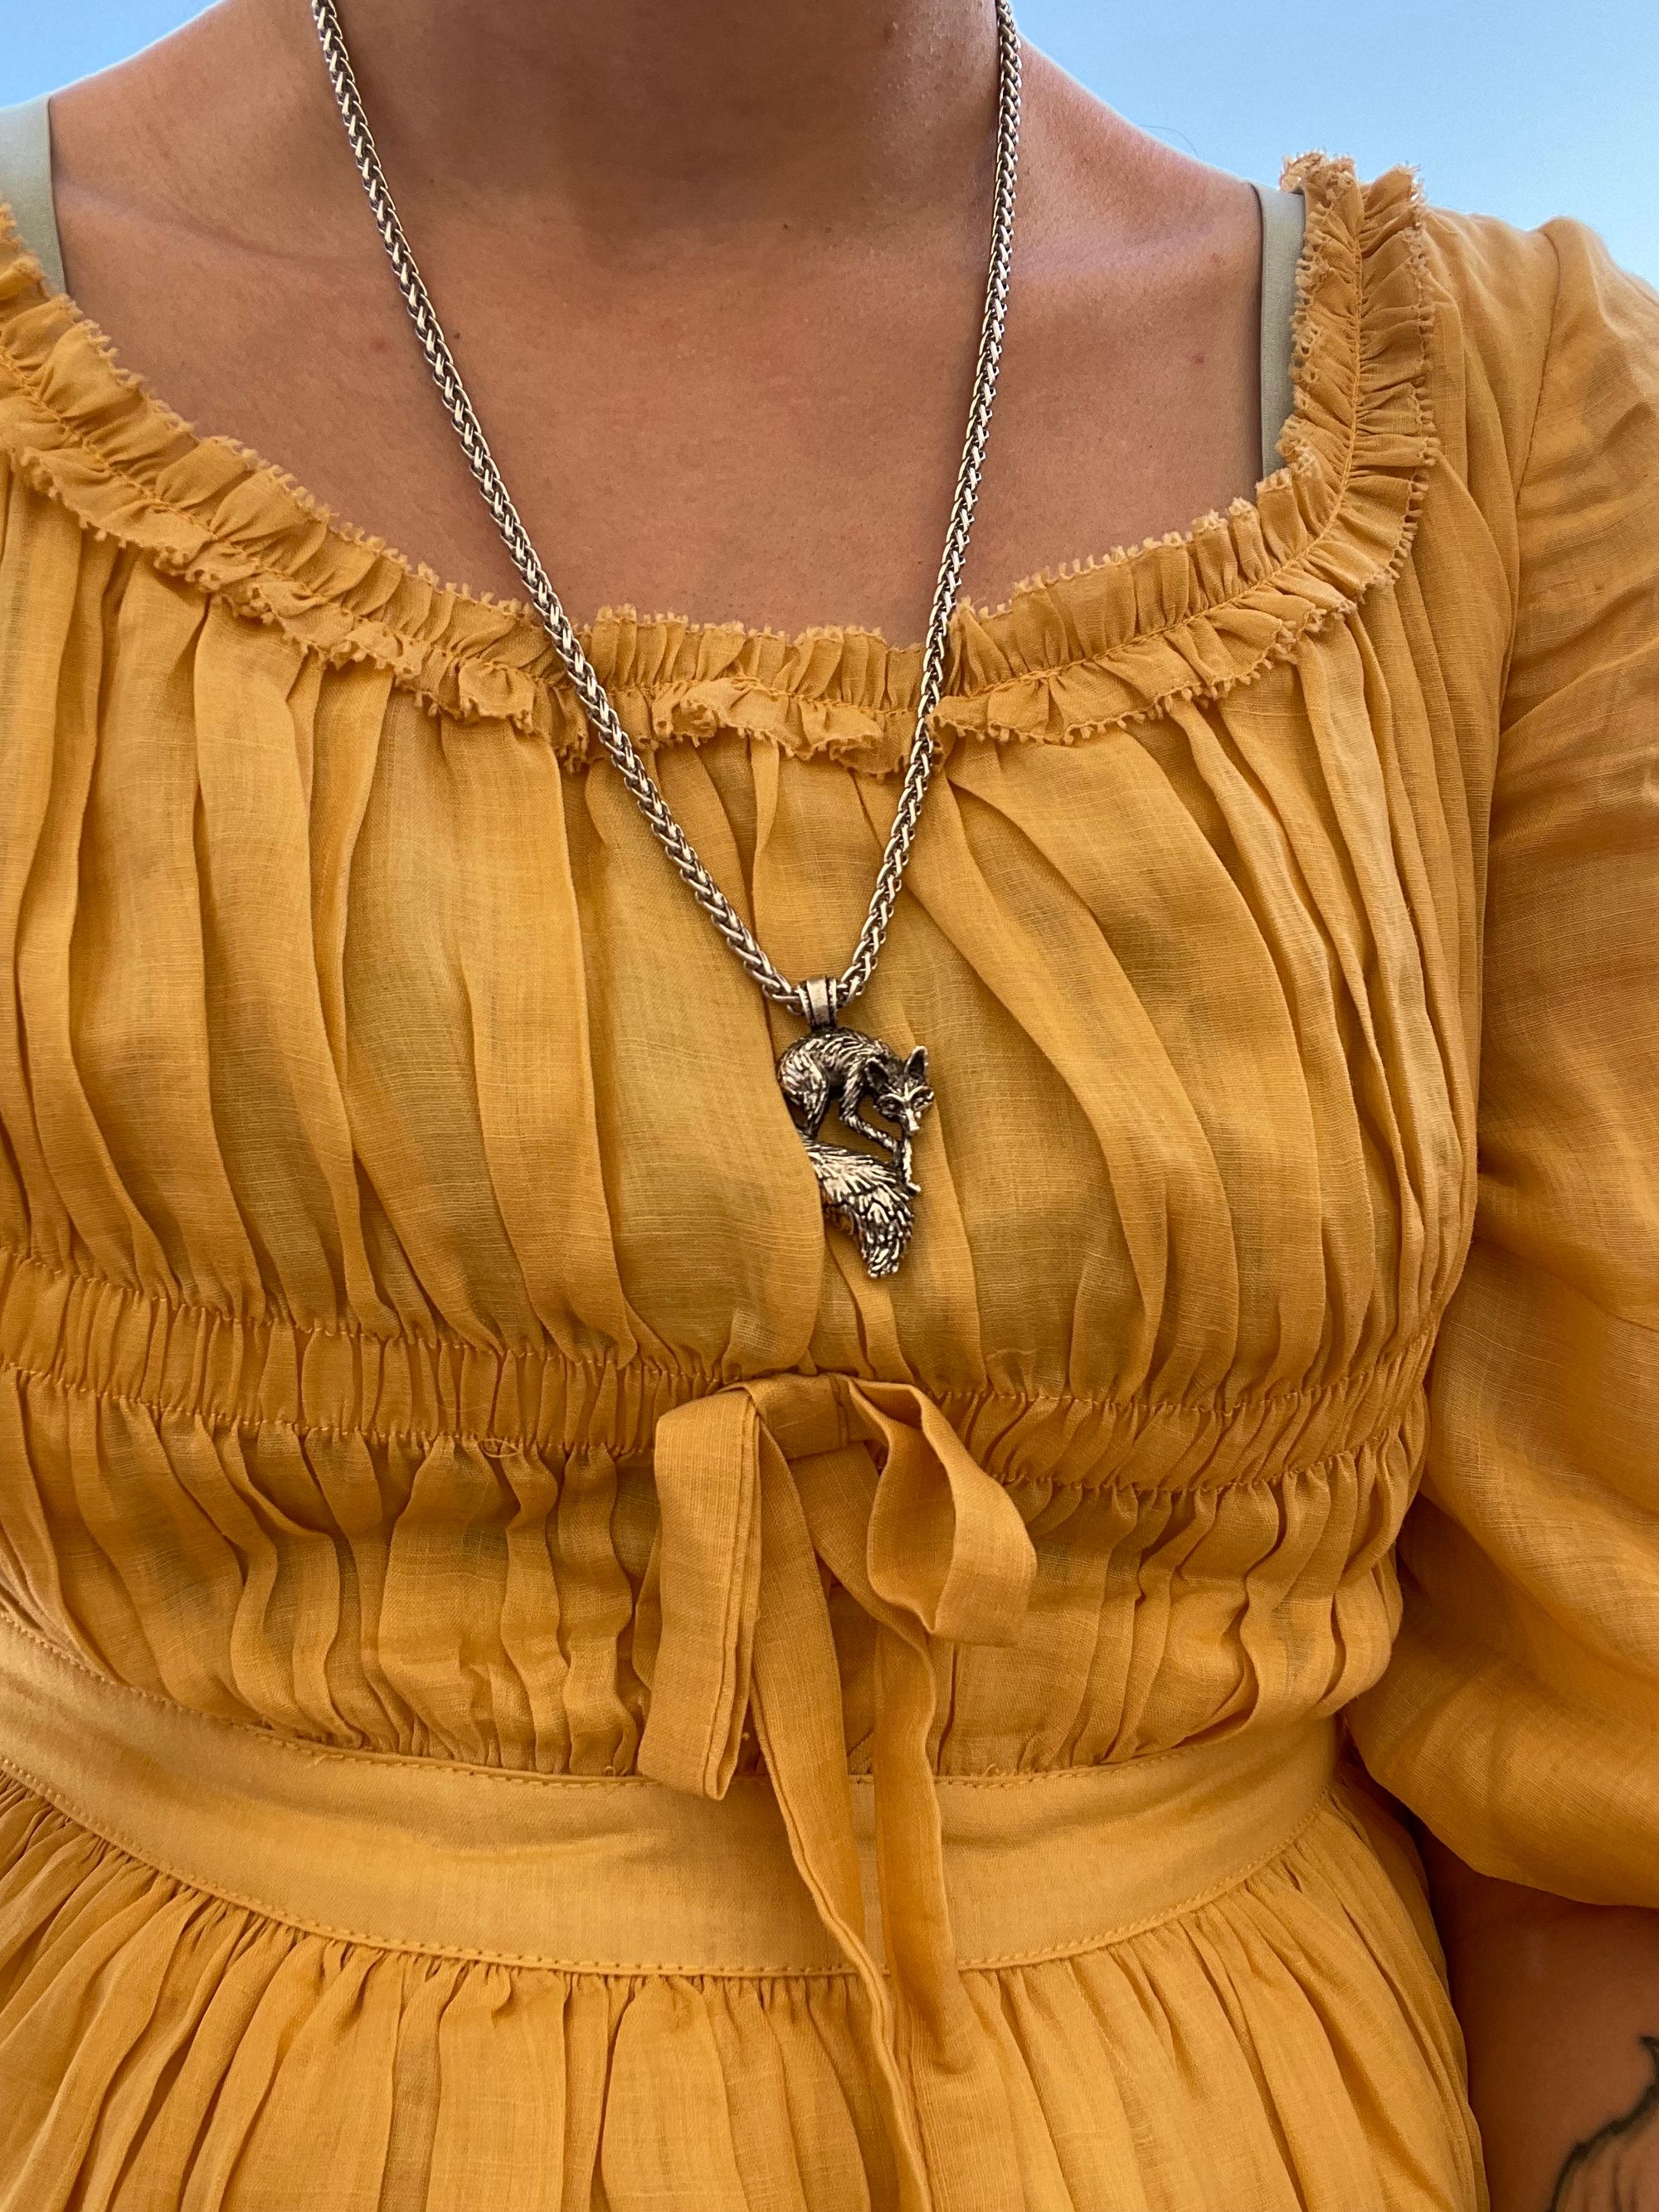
[2,148,1657,2212]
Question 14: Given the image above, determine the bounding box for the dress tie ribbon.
[638,1372,1038,2210]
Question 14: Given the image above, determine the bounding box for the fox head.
[870,1044,933,1135]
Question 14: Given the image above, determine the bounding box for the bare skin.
[36,4,1659,2204]
[1423,1840,1659,2211]
[45,0,1265,639]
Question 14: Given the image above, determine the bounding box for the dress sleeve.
[1348,218,1659,1906]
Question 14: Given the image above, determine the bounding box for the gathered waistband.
[0,1604,1336,1978]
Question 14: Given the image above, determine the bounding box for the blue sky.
[6,1,1657,282]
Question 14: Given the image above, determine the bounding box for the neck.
[259,0,1005,246]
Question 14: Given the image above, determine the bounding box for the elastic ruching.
[0,1242,1437,1483]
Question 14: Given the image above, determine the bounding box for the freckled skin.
[43,0,1267,640]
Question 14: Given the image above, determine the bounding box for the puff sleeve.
[1348,219,1659,1904]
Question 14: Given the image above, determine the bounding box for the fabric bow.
[638,1372,1038,2210]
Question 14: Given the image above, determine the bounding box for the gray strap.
[1253,182,1305,481]
[0,94,65,295]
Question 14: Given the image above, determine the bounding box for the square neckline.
[0,150,1437,759]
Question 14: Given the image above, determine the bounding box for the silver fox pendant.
[776,1023,935,1278]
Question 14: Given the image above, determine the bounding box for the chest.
[0,596,1484,1401]
[51,186,1264,641]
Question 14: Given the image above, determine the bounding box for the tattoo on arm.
[1549,2037,1659,2210]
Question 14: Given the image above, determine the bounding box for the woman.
[0,0,1654,2205]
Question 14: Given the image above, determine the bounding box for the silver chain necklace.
[309,0,1022,1276]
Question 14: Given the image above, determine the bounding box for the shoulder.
[1411,190,1659,497]
[1419,190,1657,336]
[1018,53,1262,305]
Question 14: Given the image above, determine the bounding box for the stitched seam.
[0,1759,849,1979]
[0,1325,1436,1480]
[0,1758,1335,1982]
[1500,221,1567,683]
[0,1246,699,1378]
[0,1242,1442,1429]
[0,1612,643,1787]
[1511,226,1566,517]
[6,1613,1341,1804]
[956,1793,1337,1971]
[0,1631,1337,1978]
[927,1732,1307,1790]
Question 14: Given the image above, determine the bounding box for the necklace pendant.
[776,1012,936,1279]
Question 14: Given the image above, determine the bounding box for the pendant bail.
[802,976,839,1032]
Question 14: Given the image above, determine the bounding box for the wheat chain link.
[309,0,1021,1022]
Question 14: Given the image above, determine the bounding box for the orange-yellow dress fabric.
[0,153,1656,2211]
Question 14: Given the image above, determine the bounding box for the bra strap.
[0,94,66,294]
[1253,180,1306,480]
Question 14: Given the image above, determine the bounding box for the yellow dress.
[0,152,1656,2212]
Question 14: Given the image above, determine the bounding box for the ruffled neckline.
[0,153,1434,770]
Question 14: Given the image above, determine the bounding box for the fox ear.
[906,1046,929,1080]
